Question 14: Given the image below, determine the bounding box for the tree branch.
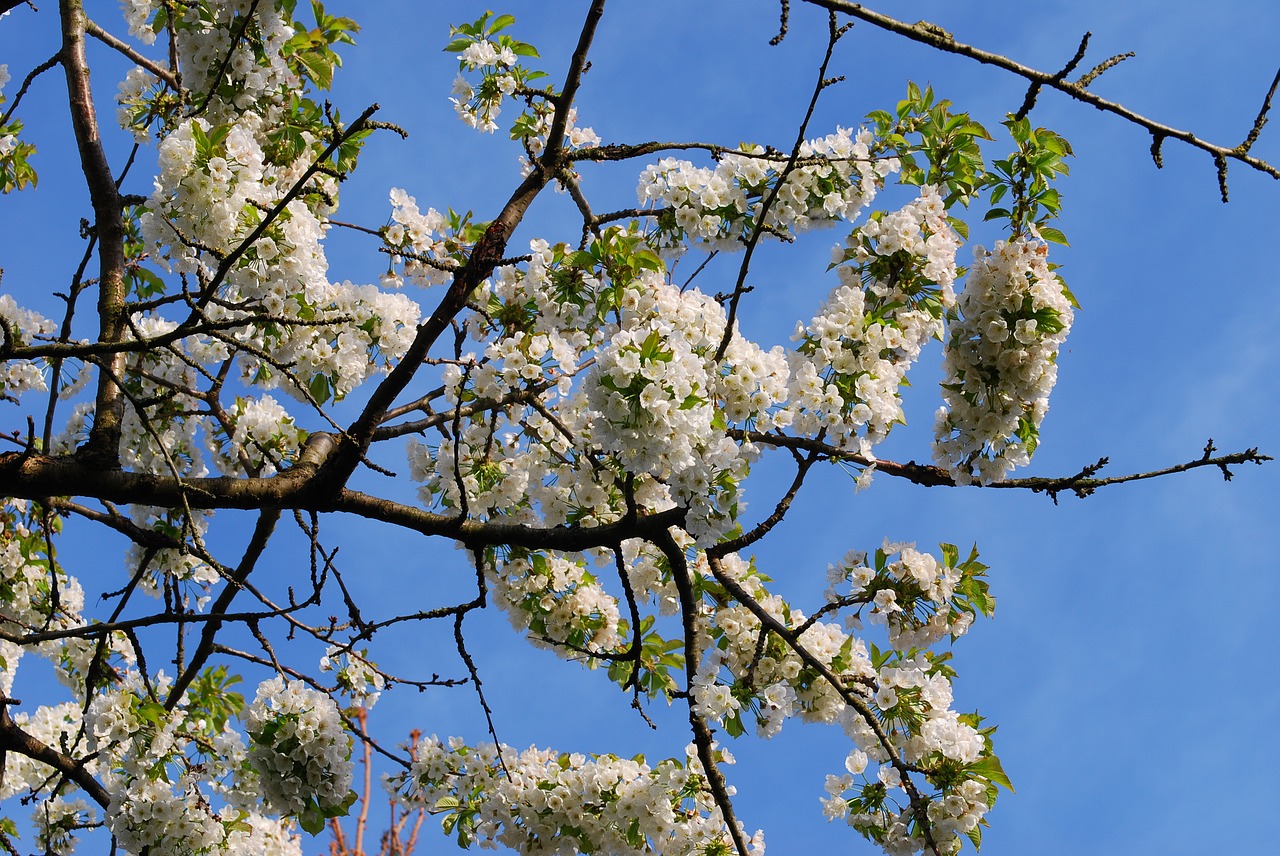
[0,697,110,809]
[84,17,180,90]
[60,0,129,467]
[801,0,1280,184]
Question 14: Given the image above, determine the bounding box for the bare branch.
[84,17,180,89]
[801,0,1280,184]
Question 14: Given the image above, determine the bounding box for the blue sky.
[1,1,1278,854]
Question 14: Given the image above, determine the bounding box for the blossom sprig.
[488,549,625,658]
[933,237,1076,484]
[245,676,357,835]
[0,64,38,192]
[826,541,994,649]
[319,646,386,709]
[684,545,1006,854]
[444,11,546,134]
[637,128,889,254]
[85,673,259,856]
[0,293,56,398]
[389,736,759,855]
[116,65,179,143]
[208,394,308,477]
[782,185,961,452]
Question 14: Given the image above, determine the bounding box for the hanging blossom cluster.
[636,127,891,253]
[0,503,116,695]
[446,14,549,136]
[85,674,304,856]
[815,543,999,854]
[389,737,764,855]
[933,237,1075,484]
[687,546,998,855]
[382,187,455,287]
[210,394,308,477]
[319,646,386,709]
[244,677,356,827]
[0,702,98,851]
[781,185,962,453]
[488,550,625,656]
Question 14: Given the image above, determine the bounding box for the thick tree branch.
[0,697,110,809]
[165,509,281,710]
[60,0,129,467]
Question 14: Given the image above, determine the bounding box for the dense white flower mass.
[390,737,763,856]
[637,127,888,253]
[933,237,1075,483]
[0,294,55,396]
[245,677,355,824]
[0,5,1090,855]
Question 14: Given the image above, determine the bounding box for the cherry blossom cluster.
[406,232,786,541]
[0,293,55,397]
[446,14,547,136]
[0,63,34,191]
[389,737,763,855]
[0,505,135,693]
[135,85,421,408]
[687,546,1002,855]
[32,795,95,856]
[0,503,102,694]
[0,702,96,852]
[80,674,305,856]
[245,676,356,828]
[637,128,890,253]
[489,550,625,656]
[933,237,1075,484]
[86,679,231,855]
[126,0,298,124]
[140,113,421,404]
[691,552,875,732]
[781,186,960,452]
[121,507,219,609]
[824,540,989,650]
[382,187,454,287]
[824,746,993,856]
[319,646,386,709]
[210,394,307,477]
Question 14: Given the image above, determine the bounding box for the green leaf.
[966,823,984,851]
[1038,226,1069,246]
[489,13,516,33]
[968,754,1015,792]
[298,807,326,835]
[308,372,333,404]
